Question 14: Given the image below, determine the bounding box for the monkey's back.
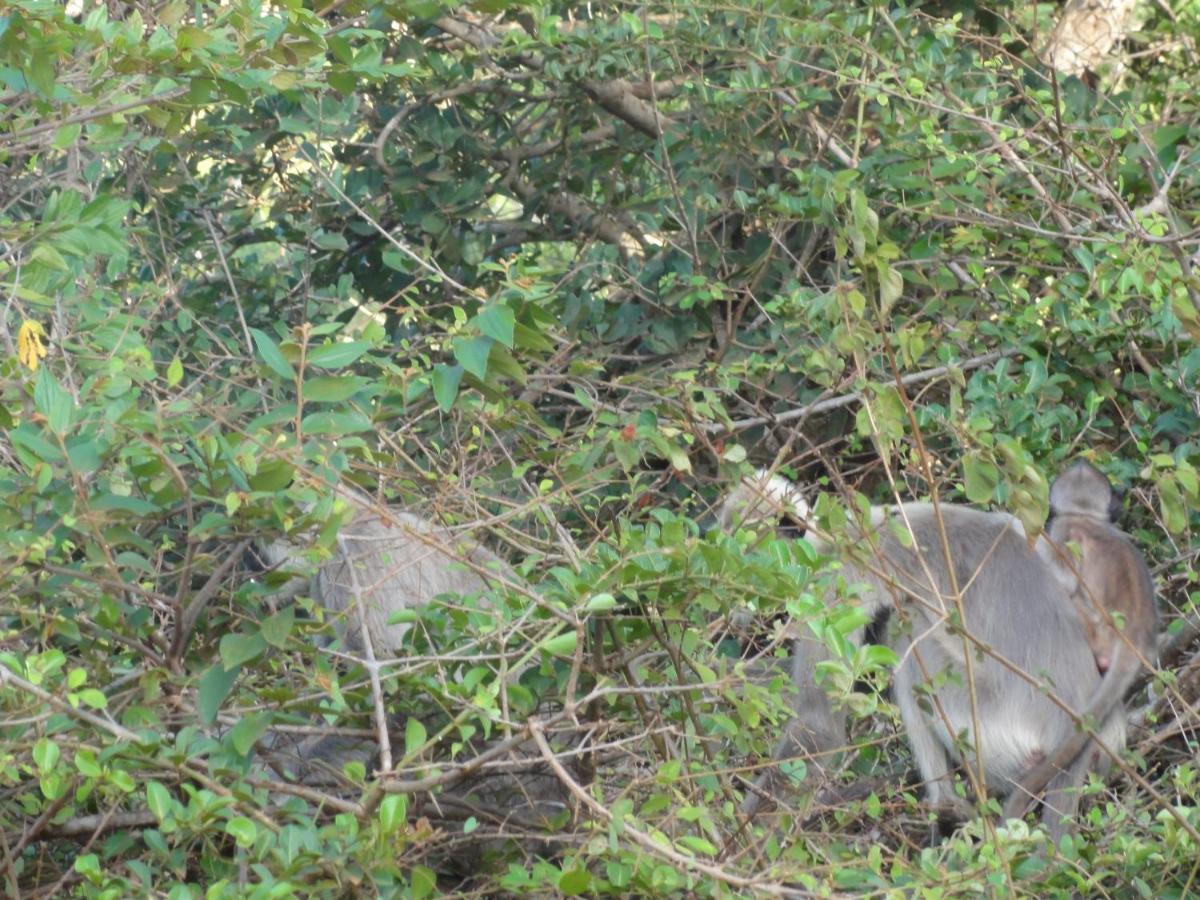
[316,510,511,657]
[878,504,1114,786]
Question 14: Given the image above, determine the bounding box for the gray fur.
[866,502,1119,835]
[739,633,848,815]
[261,499,510,658]
[726,466,1149,840]
[1004,461,1156,823]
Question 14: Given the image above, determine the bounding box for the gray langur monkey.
[253,499,570,848]
[259,487,512,658]
[716,471,849,800]
[720,463,1152,840]
[1004,460,1157,821]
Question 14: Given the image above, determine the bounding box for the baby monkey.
[1039,459,1157,676]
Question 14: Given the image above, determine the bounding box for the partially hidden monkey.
[259,487,512,658]
[720,463,1154,839]
[717,470,849,808]
[1004,460,1157,821]
[253,492,572,832]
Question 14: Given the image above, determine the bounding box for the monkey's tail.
[1001,649,1135,822]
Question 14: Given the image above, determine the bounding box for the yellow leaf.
[17,320,48,372]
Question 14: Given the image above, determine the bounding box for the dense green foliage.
[1,0,1198,895]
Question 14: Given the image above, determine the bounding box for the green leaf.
[302,375,366,402]
[1009,487,1045,539]
[380,248,414,272]
[513,321,555,352]
[1159,477,1186,534]
[39,771,65,801]
[312,231,349,251]
[74,854,101,881]
[9,423,63,462]
[231,713,271,756]
[405,718,427,756]
[260,608,295,648]
[410,865,437,900]
[558,869,592,895]
[329,69,355,96]
[165,356,183,386]
[34,368,73,436]
[454,336,493,380]
[877,260,902,318]
[678,835,718,856]
[855,385,905,451]
[1171,294,1200,341]
[74,749,101,778]
[962,453,999,504]
[197,662,239,725]
[248,459,294,492]
[90,494,160,514]
[539,630,578,658]
[1176,462,1199,500]
[612,436,640,471]
[250,328,296,381]
[27,55,55,98]
[379,794,407,834]
[721,444,747,463]
[225,816,256,848]
[584,593,616,612]
[306,341,370,369]
[29,244,69,271]
[76,689,107,709]
[475,305,515,348]
[386,608,420,626]
[483,344,526,384]
[300,410,373,435]
[52,123,82,149]
[779,757,808,786]
[219,632,267,669]
[177,25,214,50]
[666,444,692,474]
[1153,123,1190,152]
[33,738,60,772]
[432,364,463,412]
[145,781,174,823]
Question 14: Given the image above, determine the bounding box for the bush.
[1,0,1198,894]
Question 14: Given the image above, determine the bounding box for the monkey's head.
[715,469,810,538]
[1048,459,1121,524]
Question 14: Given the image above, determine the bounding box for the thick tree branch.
[506,168,641,250]
[702,349,1019,433]
[580,77,671,139]
[434,15,671,138]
